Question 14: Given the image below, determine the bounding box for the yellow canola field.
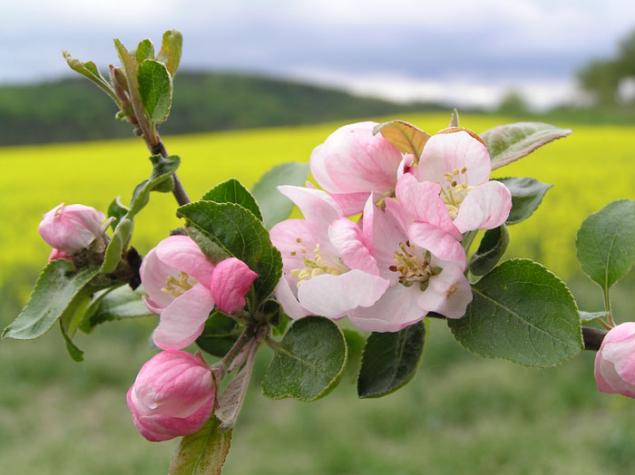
[1,113,634,287]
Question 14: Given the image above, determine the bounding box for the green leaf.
[251,162,309,229]
[2,261,99,340]
[169,417,232,475]
[196,312,239,357]
[138,59,173,124]
[262,317,347,401]
[469,226,509,276]
[202,179,263,221]
[157,30,183,76]
[101,218,133,273]
[580,310,609,322]
[107,197,129,230]
[373,120,430,157]
[82,285,153,331]
[63,51,120,105]
[135,39,155,62]
[448,259,583,367]
[576,200,635,292]
[60,320,84,362]
[129,154,180,215]
[497,177,552,224]
[482,122,571,170]
[101,154,180,270]
[113,39,144,120]
[186,227,230,263]
[178,201,282,304]
[357,322,425,398]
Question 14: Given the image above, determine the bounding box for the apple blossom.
[38,203,105,254]
[595,322,635,398]
[270,185,390,321]
[310,121,404,215]
[141,235,257,350]
[127,350,215,442]
[345,195,472,332]
[413,129,512,233]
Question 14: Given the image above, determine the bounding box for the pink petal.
[328,218,379,275]
[270,218,323,273]
[362,196,408,280]
[140,247,179,312]
[329,191,371,216]
[274,277,311,320]
[453,181,512,233]
[416,131,491,187]
[152,284,215,350]
[408,222,467,270]
[210,258,258,314]
[348,284,424,332]
[417,264,472,318]
[296,270,389,319]
[310,121,403,195]
[396,174,461,239]
[155,235,215,287]
[277,185,342,225]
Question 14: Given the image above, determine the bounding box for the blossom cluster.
[272,122,512,332]
[34,120,635,446]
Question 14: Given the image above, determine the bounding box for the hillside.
[0,71,445,146]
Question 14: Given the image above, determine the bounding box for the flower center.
[289,240,346,285]
[440,167,472,218]
[162,272,195,298]
[389,241,441,291]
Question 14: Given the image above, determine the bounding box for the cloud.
[1,0,633,108]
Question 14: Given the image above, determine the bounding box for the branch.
[147,137,190,206]
[427,312,607,352]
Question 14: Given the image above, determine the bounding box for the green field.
[1,113,635,474]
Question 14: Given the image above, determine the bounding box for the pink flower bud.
[210,258,258,314]
[595,322,635,398]
[126,351,215,442]
[38,203,105,254]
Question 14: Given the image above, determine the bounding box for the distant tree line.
[0,72,446,146]
[577,30,635,106]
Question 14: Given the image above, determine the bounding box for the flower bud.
[210,257,258,314]
[595,322,635,398]
[126,351,215,442]
[38,203,105,254]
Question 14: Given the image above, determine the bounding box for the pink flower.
[270,185,390,321]
[595,322,635,398]
[38,203,105,254]
[414,130,512,233]
[127,351,215,442]
[346,196,472,332]
[141,236,257,350]
[310,121,404,215]
[210,258,258,314]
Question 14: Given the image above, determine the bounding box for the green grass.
[1,113,635,474]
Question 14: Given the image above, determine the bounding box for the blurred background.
[1,1,635,474]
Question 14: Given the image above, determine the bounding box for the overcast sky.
[2,0,634,109]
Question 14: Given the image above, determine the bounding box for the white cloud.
[1,0,633,108]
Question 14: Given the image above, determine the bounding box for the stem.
[146,135,190,206]
[603,288,616,327]
[427,312,607,352]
